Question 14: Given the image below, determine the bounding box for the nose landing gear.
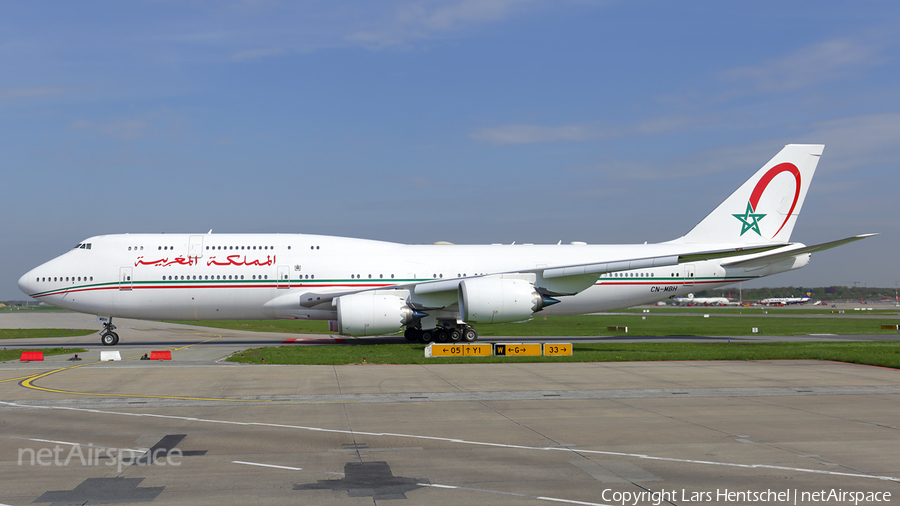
[100,318,119,346]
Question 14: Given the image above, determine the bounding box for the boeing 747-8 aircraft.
[18,145,874,345]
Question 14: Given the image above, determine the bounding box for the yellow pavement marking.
[2,373,44,384]
[15,333,343,403]
[171,334,223,350]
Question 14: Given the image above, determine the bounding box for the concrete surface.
[0,312,898,505]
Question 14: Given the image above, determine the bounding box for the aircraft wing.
[720,234,876,269]
[289,242,792,307]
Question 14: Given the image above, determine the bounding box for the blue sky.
[3,1,898,299]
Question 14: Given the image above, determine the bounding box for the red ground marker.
[20,351,44,361]
[149,350,172,360]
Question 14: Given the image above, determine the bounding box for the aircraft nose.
[18,271,33,297]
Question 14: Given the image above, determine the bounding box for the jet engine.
[335,292,418,336]
[459,278,557,324]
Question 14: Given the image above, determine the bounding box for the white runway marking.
[418,483,615,506]
[8,436,144,453]
[232,460,302,471]
[2,400,897,483]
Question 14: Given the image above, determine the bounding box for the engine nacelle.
[459,278,547,324]
[335,292,416,336]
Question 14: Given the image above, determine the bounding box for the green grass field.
[170,319,331,334]
[615,307,899,316]
[0,305,67,312]
[227,341,900,368]
[174,313,900,337]
[0,329,96,340]
[0,348,87,362]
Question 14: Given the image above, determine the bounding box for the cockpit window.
[74,243,92,250]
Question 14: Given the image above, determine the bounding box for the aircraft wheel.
[435,328,450,343]
[449,328,462,342]
[419,330,435,344]
[101,332,119,346]
[404,328,419,341]
[462,326,478,342]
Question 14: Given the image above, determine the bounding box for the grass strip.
[174,314,900,337]
[614,307,899,315]
[227,341,900,368]
[0,329,96,340]
[170,320,330,334]
[0,348,87,362]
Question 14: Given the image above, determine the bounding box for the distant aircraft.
[18,144,875,345]
[673,293,733,306]
[760,291,813,306]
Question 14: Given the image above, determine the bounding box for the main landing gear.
[100,318,119,346]
[404,325,478,344]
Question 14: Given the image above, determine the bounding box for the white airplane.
[18,144,874,346]
[673,293,732,306]
[760,290,813,305]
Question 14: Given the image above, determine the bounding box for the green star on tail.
[733,202,766,236]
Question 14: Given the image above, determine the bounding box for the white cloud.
[722,38,881,92]
[349,0,539,48]
[69,118,150,141]
[470,116,688,145]
[469,124,610,144]
[0,86,82,100]
[231,47,287,61]
[796,112,900,171]
[67,111,186,141]
[566,112,900,182]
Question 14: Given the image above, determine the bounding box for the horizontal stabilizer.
[721,234,877,269]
